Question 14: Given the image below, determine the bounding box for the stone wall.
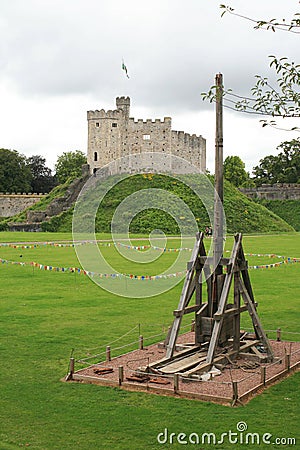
[0,194,44,217]
[240,184,300,200]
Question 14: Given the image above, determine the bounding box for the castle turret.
[116,96,130,120]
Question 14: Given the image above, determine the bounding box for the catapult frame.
[147,232,274,377]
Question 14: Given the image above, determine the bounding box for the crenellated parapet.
[171,130,204,147]
[128,117,172,125]
[87,109,123,120]
[116,96,130,106]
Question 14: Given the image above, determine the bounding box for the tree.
[55,150,87,184]
[26,155,56,193]
[202,6,300,129]
[252,138,300,185]
[0,149,32,193]
[223,155,253,187]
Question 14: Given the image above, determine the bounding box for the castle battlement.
[116,96,130,104]
[87,109,123,120]
[172,130,204,145]
[87,97,206,174]
[128,117,172,125]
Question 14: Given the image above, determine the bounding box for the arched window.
[94,152,98,162]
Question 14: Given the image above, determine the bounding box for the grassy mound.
[46,173,293,234]
[2,173,294,234]
[257,199,300,232]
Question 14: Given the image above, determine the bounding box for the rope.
[83,325,139,353]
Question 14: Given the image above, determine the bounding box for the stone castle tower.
[87,97,206,174]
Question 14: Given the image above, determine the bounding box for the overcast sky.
[0,0,299,173]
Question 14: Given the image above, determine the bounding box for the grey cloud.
[0,0,298,111]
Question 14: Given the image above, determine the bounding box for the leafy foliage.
[202,5,300,129]
[26,155,56,193]
[252,138,300,185]
[0,148,32,193]
[223,156,253,187]
[220,5,300,33]
[55,150,87,184]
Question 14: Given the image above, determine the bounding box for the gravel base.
[73,334,300,404]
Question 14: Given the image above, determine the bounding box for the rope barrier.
[83,325,140,353]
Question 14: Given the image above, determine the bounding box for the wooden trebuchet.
[149,233,274,376]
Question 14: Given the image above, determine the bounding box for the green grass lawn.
[0,232,299,449]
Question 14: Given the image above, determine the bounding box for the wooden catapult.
[145,74,274,377]
[147,231,274,377]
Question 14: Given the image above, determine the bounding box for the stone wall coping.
[0,193,45,197]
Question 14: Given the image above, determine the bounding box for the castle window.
[96,122,99,127]
[143,135,150,140]
[94,152,98,162]
[112,123,117,127]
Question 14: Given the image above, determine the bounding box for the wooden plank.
[160,354,208,374]
[185,340,260,376]
[150,346,200,370]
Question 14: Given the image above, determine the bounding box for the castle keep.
[87,97,206,174]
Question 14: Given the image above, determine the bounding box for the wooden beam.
[173,304,202,317]
[213,304,248,320]
[206,233,242,364]
[237,275,274,361]
[233,272,241,352]
[165,233,205,358]
[199,256,230,265]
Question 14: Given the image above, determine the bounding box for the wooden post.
[232,381,239,406]
[139,335,144,350]
[69,357,75,375]
[277,328,281,342]
[191,319,195,332]
[70,358,75,377]
[260,366,266,386]
[65,357,75,381]
[285,354,291,372]
[118,366,124,386]
[174,373,179,394]
[106,346,111,362]
[213,73,224,277]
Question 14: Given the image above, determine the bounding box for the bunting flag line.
[0,255,299,280]
[1,241,300,260]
